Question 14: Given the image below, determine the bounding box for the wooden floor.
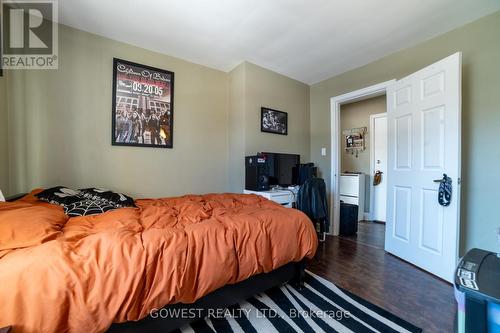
[339,220,386,249]
[308,228,456,333]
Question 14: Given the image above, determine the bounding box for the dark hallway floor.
[339,220,386,249]
[308,232,456,333]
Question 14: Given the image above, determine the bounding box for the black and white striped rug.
[177,271,422,333]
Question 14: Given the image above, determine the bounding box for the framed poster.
[261,107,288,135]
[112,58,174,148]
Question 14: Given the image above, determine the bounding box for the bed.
[0,190,317,333]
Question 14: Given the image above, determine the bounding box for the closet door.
[370,113,387,222]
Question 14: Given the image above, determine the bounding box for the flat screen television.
[261,152,300,187]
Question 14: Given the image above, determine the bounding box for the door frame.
[329,80,395,235]
[369,112,387,222]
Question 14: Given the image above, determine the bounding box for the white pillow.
[0,189,5,202]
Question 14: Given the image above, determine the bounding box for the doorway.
[329,80,394,237]
[330,53,462,282]
[337,95,388,249]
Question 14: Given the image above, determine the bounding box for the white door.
[385,53,461,282]
[370,113,387,222]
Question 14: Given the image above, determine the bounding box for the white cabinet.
[339,173,365,221]
[243,189,296,208]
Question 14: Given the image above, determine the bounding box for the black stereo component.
[245,152,301,191]
[245,155,271,191]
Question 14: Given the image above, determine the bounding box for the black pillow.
[64,198,119,217]
[35,186,83,206]
[79,188,135,207]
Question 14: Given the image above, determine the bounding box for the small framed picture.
[261,107,288,135]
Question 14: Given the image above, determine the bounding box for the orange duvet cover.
[0,191,317,333]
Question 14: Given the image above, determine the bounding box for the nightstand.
[244,189,297,208]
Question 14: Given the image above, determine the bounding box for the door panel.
[371,113,387,222]
[395,86,411,106]
[385,53,461,282]
[395,114,412,169]
[393,186,411,242]
[421,71,445,98]
[420,188,443,254]
[422,106,445,169]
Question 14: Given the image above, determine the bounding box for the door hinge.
[458,177,462,185]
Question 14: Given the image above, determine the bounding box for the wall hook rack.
[342,127,367,157]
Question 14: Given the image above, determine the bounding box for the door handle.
[433,179,445,183]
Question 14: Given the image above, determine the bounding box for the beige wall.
[244,62,310,160]
[228,63,246,192]
[228,62,310,191]
[4,12,498,253]
[0,74,8,194]
[340,96,386,213]
[6,24,230,198]
[5,25,311,198]
[310,11,500,253]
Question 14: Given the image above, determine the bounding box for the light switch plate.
[321,148,327,156]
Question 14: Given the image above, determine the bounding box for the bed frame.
[107,261,306,333]
[6,195,307,333]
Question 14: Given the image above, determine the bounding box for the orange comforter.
[0,191,317,333]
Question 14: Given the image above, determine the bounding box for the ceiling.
[59,0,500,84]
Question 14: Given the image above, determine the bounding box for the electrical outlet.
[321,148,327,156]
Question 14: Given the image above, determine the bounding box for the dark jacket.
[297,163,316,185]
[296,178,329,232]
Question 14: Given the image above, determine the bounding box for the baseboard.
[363,212,371,221]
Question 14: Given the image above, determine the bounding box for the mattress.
[0,190,317,333]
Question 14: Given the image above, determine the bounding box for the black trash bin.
[340,202,358,236]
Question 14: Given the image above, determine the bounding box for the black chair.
[296,178,328,242]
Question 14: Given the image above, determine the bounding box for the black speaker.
[245,155,271,191]
[257,174,269,190]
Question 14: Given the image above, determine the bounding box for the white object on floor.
[0,189,5,202]
[243,189,296,208]
[385,52,462,283]
[339,173,365,221]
